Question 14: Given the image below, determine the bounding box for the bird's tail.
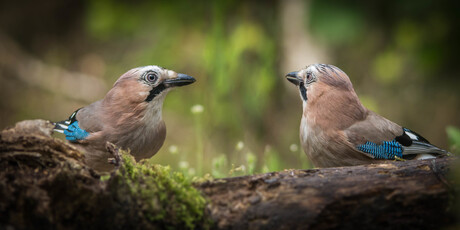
[403,141,450,160]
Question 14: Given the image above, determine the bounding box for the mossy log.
[0,120,457,229]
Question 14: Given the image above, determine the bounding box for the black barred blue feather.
[53,109,89,142]
[63,121,89,142]
[357,140,403,159]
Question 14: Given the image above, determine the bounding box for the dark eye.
[145,72,158,82]
[306,73,312,81]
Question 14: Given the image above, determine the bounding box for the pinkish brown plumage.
[286,64,448,168]
[54,65,195,171]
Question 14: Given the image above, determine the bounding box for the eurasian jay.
[54,65,195,171]
[286,64,448,168]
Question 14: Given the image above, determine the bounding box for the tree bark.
[199,157,456,229]
[0,120,457,229]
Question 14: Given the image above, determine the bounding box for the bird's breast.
[100,101,166,161]
[300,113,358,167]
[115,120,166,160]
[300,115,322,153]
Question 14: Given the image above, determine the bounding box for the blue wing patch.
[357,140,403,159]
[63,121,89,142]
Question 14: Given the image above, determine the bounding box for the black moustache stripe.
[145,84,166,102]
[300,83,307,101]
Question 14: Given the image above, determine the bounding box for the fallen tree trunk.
[199,158,456,229]
[0,120,457,229]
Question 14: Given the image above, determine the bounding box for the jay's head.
[108,65,195,104]
[286,64,354,102]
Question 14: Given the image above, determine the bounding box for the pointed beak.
[286,71,301,86]
[164,73,196,87]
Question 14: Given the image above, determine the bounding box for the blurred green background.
[0,0,459,178]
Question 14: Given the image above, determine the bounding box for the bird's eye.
[306,73,312,81]
[145,73,158,83]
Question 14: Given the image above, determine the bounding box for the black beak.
[164,73,196,87]
[286,71,301,86]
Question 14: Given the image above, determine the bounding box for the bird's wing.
[344,111,447,160]
[74,100,104,133]
[53,100,104,142]
[53,108,90,142]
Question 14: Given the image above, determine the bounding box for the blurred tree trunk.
[0,120,456,229]
[280,0,329,75]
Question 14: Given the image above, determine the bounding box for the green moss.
[108,150,210,229]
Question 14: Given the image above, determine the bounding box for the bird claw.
[394,156,406,161]
[106,142,122,167]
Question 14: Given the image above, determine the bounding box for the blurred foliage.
[447,126,460,154]
[309,0,365,45]
[0,0,459,178]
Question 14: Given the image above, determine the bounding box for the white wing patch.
[54,129,65,134]
[405,131,418,140]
